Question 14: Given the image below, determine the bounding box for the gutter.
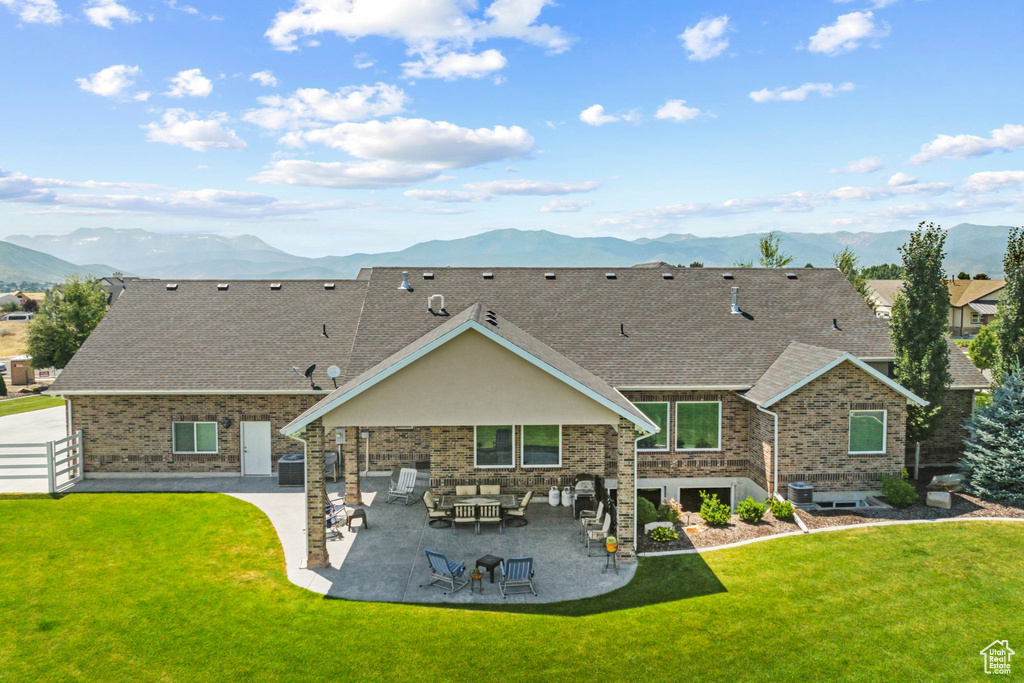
[285,429,310,562]
[757,405,780,498]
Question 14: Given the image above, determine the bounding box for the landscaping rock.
[644,521,673,534]
[927,474,964,493]
[926,491,952,509]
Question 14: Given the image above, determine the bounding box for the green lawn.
[1,494,1021,682]
[0,395,64,418]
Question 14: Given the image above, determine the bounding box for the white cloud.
[808,11,889,56]
[910,124,1024,164]
[83,0,138,28]
[749,82,854,103]
[252,159,443,189]
[0,0,62,24]
[579,104,639,127]
[654,99,704,122]
[540,198,592,213]
[462,179,600,196]
[165,68,213,98]
[76,64,141,98]
[243,83,408,130]
[249,70,279,87]
[143,109,247,151]
[961,171,1024,194]
[679,15,729,61]
[166,0,197,13]
[403,189,486,202]
[829,156,883,174]
[887,172,917,187]
[354,52,375,69]
[402,49,507,80]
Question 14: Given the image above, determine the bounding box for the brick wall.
[748,406,775,493]
[909,389,974,466]
[304,418,328,568]
[773,361,907,492]
[69,394,320,474]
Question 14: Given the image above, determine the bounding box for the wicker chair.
[423,491,451,528]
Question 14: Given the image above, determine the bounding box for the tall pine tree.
[960,366,1024,505]
[890,222,952,477]
[996,227,1024,377]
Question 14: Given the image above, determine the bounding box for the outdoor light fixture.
[221,417,233,429]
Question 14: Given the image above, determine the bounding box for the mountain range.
[2,223,1014,281]
[0,239,119,284]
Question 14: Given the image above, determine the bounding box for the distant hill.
[4,223,1013,280]
[0,240,121,284]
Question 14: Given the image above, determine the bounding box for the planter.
[605,542,617,554]
[644,521,673,534]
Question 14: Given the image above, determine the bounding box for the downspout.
[757,405,780,498]
[633,421,657,554]
[286,430,309,561]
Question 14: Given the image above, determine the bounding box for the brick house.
[868,277,1005,337]
[50,266,987,566]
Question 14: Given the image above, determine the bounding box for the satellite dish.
[304,364,316,379]
[327,365,341,378]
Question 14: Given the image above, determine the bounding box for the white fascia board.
[615,385,753,391]
[760,354,929,408]
[51,390,328,396]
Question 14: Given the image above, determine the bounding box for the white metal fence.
[0,430,83,494]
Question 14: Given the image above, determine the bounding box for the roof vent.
[730,286,740,314]
[324,282,335,290]
[423,272,434,280]
[270,283,282,290]
[544,272,556,280]
[165,283,178,291]
[217,283,229,291]
[398,271,412,291]
[482,272,494,280]
[484,310,498,326]
[786,272,798,280]
[723,273,734,280]
[427,294,446,315]
[832,318,841,331]
[662,273,674,280]
[605,272,617,280]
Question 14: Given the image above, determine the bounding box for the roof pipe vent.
[832,318,841,331]
[427,294,446,314]
[730,286,740,314]
[399,271,412,291]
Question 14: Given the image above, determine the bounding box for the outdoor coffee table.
[475,554,504,583]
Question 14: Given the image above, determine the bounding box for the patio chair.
[455,484,477,496]
[423,490,451,528]
[477,502,504,534]
[586,513,613,556]
[325,499,346,539]
[499,557,536,597]
[479,484,501,495]
[579,500,605,541]
[386,467,418,505]
[504,490,533,527]
[422,549,468,593]
[452,502,477,535]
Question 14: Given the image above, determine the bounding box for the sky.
[1,0,1023,257]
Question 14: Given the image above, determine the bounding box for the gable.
[773,359,908,410]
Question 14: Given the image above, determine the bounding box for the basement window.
[522,425,561,467]
[849,410,887,454]
[635,402,669,451]
[172,421,218,454]
[475,426,514,468]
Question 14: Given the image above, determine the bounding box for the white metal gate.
[0,430,83,494]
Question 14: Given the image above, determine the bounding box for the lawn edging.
[637,516,1024,557]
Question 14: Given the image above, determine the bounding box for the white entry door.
[241,421,272,476]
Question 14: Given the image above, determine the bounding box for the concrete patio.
[69,473,635,604]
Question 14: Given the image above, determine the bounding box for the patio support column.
[304,418,329,569]
[615,417,636,560]
[342,427,361,504]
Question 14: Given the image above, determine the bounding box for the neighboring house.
[100,273,138,304]
[49,267,986,566]
[0,291,28,307]
[867,278,1006,337]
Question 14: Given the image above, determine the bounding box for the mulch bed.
[637,509,801,553]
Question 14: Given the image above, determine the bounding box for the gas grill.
[572,474,598,518]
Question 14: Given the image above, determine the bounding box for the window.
[172,422,218,454]
[522,425,561,467]
[676,401,721,451]
[475,425,514,467]
[635,402,669,450]
[849,410,887,454]
[971,312,982,325]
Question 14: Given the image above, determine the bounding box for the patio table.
[438,494,517,511]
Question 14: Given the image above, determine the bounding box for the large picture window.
[172,421,218,454]
[849,410,887,454]
[475,425,514,467]
[522,425,561,467]
[675,402,721,451]
[635,402,669,450]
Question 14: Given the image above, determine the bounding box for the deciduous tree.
[26,276,108,369]
[757,232,794,268]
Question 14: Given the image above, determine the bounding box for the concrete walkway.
[70,474,635,604]
[0,405,68,494]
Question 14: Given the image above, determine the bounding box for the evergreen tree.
[960,366,1024,505]
[968,324,1000,371]
[26,276,108,369]
[757,232,794,268]
[996,227,1024,375]
[891,222,952,473]
[833,246,874,310]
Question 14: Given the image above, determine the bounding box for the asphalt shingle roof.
[743,342,847,406]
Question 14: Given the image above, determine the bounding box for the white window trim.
[172,421,219,455]
[521,424,562,468]
[848,409,888,455]
[473,425,515,469]
[675,401,723,452]
[635,401,670,452]
[970,312,982,325]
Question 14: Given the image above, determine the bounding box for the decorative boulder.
[644,521,673,534]
[926,491,952,509]
[927,474,964,493]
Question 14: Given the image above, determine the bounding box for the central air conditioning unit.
[787,481,814,509]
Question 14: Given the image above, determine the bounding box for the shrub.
[657,503,680,523]
[649,526,679,543]
[736,497,766,524]
[0,372,6,397]
[881,470,918,508]
[769,498,795,520]
[699,490,731,525]
[0,326,13,337]
[637,497,658,528]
